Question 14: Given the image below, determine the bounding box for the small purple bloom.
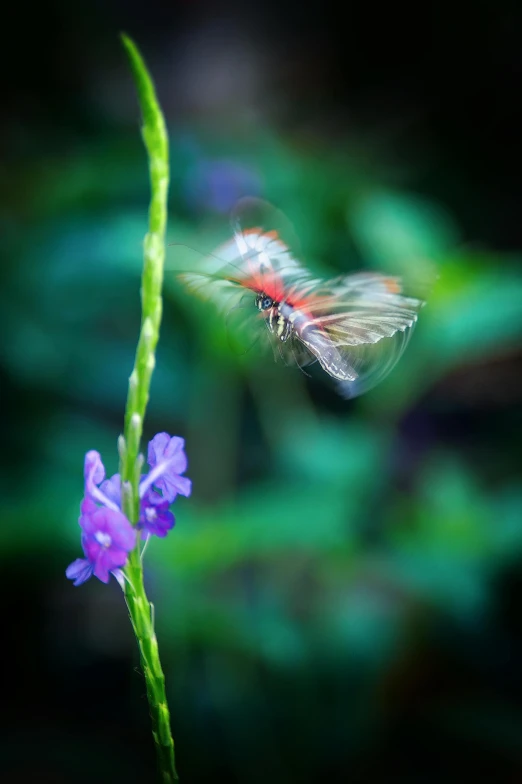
[66,506,136,586]
[66,433,191,587]
[81,507,136,581]
[139,488,175,538]
[143,432,192,503]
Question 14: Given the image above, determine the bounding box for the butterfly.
[178,198,426,398]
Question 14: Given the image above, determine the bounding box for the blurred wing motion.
[280,271,424,396]
[178,198,426,397]
[178,196,305,313]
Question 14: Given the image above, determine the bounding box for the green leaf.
[349,189,459,273]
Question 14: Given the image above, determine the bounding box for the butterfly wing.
[178,199,315,361]
[335,328,415,398]
[231,197,302,273]
[178,263,246,315]
[178,198,308,314]
[178,199,318,361]
[178,198,426,396]
[283,272,424,395]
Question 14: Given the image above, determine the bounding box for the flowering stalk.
[119,35,177,781]
[119,33,169,521]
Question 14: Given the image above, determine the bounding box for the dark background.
[2,1,522,782]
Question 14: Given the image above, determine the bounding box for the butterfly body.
[256,293,291,341]
[178,198,428,397]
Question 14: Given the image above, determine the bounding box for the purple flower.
[66,505,137,586]
[142,432,192,502]
[66,433,191,586]
[101,474,177,539]
[139,488,175,538]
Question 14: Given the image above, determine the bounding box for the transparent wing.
[292,324,359,381]
[178,198,309,315]
[277,333,317,371]
[178,261,248,316]
[293,320,416,396]
[288,271,424,346]
[335,328,416,398]
[286,271,425,395]
[230,196,305,282]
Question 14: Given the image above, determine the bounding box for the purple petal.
[144,509,175,538]
[84,450,105,487]
[147,433,187,475]
[140,502,176,538]
[142,487,164,505]
[155,474,191,503]
[100,474,122,506]
[111,569,126,589]
[139,488,176,538]
[79,497,98,537]
[82,533,101,564]
[80,497,98,517]
[103,509,137,551]
[107,547,132,567]
[79,499,99,535]
[93,547,130,582]
[84,451,120,512]
[141,432,191,503]
[80,508,136,576]
[93,549,113,583]
[65,558,93,586]
[85,508,136,550]
[80,505,112,538]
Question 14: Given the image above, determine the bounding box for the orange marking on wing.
[241,227,289,253]
[384,278,402,293]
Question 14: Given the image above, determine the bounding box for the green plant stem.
[118,34,177,782]
[119,33,169,522]
[125,552,177,782]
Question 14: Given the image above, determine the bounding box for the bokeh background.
[2,1,522,782]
